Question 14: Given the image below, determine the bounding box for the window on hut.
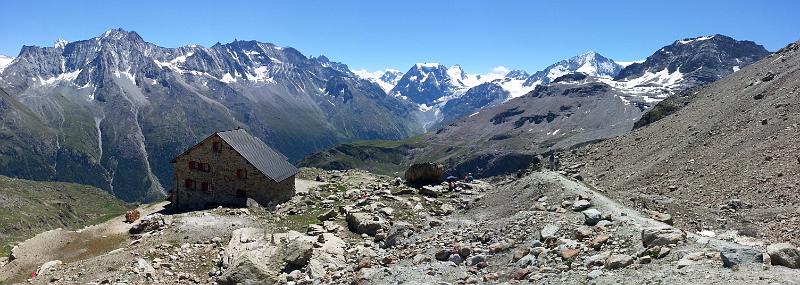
[236,169,248,179]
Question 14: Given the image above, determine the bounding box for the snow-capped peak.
[354,68,405,93]
[447,65,466,81]
[415,62,441,69]
[677,35,715,45]
[524,51,624,87]
[54,39,68,49]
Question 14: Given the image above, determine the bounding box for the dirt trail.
[295,178,325,193]
[0,202,168,284]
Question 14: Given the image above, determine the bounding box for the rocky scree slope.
[0,28,422,202]
[562,40,800,244]
[14,169,800,284]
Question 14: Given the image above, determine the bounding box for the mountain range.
[0,30,771,202]
[0,29,422,201]
[301,35,771,177]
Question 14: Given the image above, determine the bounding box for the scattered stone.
[762,71,776,82]
[587,269,603,279]
[560,248,580,259]
[574,226,593,240]
[539,224,560,241]
[513,247,530,261]
[317,209,337,221]
[483,272,500,282]
[448,254,464,264]
[428,218,444,227]
[346,212,385,236]
[466,255,486,266]
[489,241,512,253]
[677,252,707,269]
[605,254,634,269]
[435,249,452,261]
[583,209,603,226]
[419,186,440,198]
[588,235,609,250]
[648,211,673,225]
[571,200,592,211]
[439,203,456,215]
[641,227,685,247]
[510,268,531,280]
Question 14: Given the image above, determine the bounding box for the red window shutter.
[201,182,209,192]
[187,161,192,170]
[184,179,193,189]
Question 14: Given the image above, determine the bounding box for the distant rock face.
[615,35,770,89]
[391,63,464,106]
[0,28,423,202]
[440,82,510,124]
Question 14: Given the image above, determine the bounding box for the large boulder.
[717,243,763,268]
[404,163,445,185]
[129,214,167,234]
[220,250,282,285]
[346,212,386,236]
[641,227,686,247]
[767,243,800,269]
[125,209,141,223]
[284,237,315,266]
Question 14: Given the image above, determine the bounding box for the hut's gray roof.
[216,129,298,182]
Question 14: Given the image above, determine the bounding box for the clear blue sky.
[1,0,798,74]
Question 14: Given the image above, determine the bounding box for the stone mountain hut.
[170,128,298,210]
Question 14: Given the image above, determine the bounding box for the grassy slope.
[0,176,131,258]
[297,136,428,176]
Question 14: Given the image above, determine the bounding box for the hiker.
[548,152,556,171]
[394,176,402,186]
[554,154,561,171]
[465,173,475,183]
[446,175,458,191]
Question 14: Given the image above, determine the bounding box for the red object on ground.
[31,271,37,279]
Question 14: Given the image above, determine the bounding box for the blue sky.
[1,0,798,74]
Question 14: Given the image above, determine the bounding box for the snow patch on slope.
[0,55,13,72]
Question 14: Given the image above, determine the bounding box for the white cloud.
[487,66,510,77]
